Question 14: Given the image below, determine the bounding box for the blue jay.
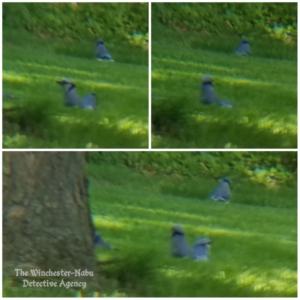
[210,178,231,202]
[193,237,212,261]
[56,79,97,109]
[201,75,219,105]
[201,75,234,108]
[96,38,114,61]
[235,40,251,55]
[93,230,113,249]
[171,225,191,258]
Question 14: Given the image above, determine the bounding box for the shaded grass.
[151,23,297,148]
[3,29,148,148]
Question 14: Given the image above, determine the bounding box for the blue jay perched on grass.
[235,40,251,55]
[96,38,114,61]
[201,75,234,108]
[193,237,212,261]
[56,79,97,109]
[201,75,218,105]
[93,230,113,249]
[171,224,191,258]
[210,178,231,202]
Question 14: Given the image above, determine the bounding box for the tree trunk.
[3,152,97,287]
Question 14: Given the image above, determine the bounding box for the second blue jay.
[235,40,251,55]
[56,79,97,109]
[210,178,231,202]
[193,237,212,261]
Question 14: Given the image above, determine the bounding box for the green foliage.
[152,3,297,43]
[88,152,296,197]
[3,3,148,41]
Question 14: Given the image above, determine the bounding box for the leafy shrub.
[3,3,148,41]
[152,3,297,42]
[88,152,297,188]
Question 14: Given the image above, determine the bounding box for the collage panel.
[3,151,297,297]
[3,2,149,149]
[151,2,297,149]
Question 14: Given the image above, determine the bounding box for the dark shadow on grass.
[152,97,296,148]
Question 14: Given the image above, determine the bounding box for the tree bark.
[3,152,97,286]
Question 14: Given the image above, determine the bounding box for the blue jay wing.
[210,182,230,201]
[171,235,191,257]
[235,43,251,55]
[96,44,114,61]
[193,244,209,261]
[81,94,97,109]
[202,84,218,104]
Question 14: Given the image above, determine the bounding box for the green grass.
[3,29,148,148]
[89,164,297,296]
[3,163,297,296]
[152,23,297,148]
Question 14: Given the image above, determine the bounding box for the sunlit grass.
[151,24,297,148]
[3,29,148,148]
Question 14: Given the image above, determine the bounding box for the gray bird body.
[81,93,97,109]
[210,178,231,202]
[96,39,114,61]
[201,75,219,104]
[193,237,211,261]
[171,225,191,258]
[57,80,96,109]
[235,40,251,55]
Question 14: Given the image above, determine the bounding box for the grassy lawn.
[152,24,297,148]
[3,162,297,297]
[88,163,296,297]
[3,29,148,148]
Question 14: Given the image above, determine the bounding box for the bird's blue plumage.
[210,178,231,202]
[235,40,251,55]
[96,39,114,61]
